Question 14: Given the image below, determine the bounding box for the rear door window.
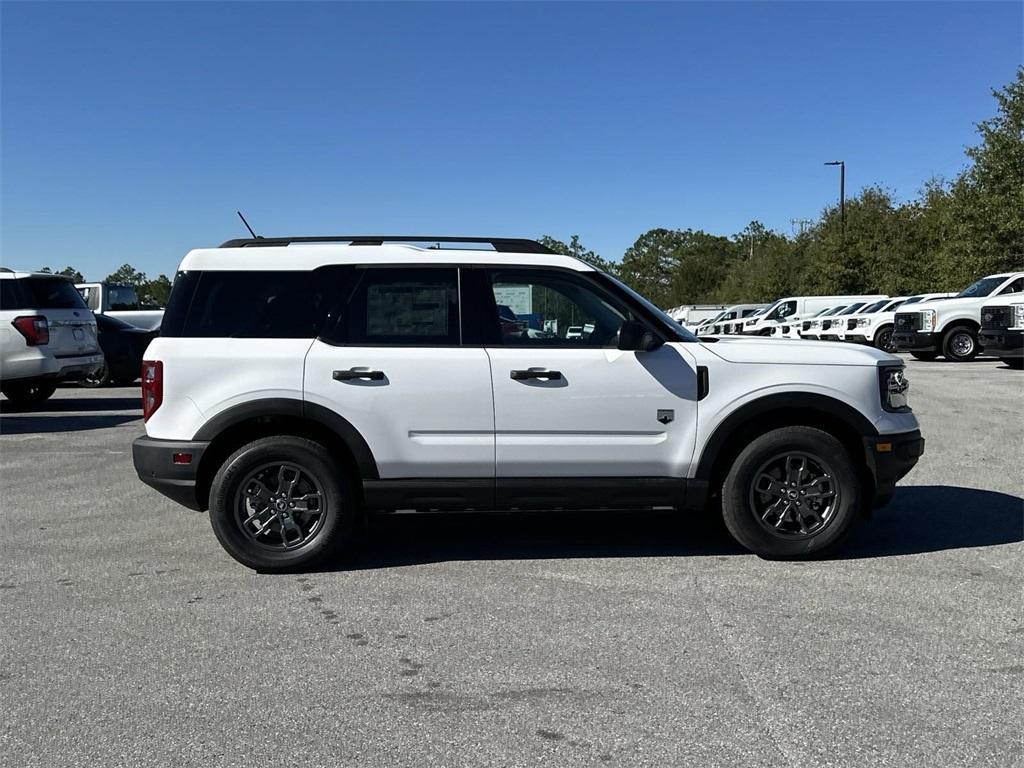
[322,267,459,346]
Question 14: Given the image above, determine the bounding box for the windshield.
[860,300,888,314]
[764,300,795,321]
[957,276,1006,298]
[839,302,866,315]
[107,284,141,311]
[880,298,905,312]
[902,296,925,306]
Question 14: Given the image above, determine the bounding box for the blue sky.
[2,1,1021,280]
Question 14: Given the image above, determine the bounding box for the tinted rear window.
[0,277,88,310]
[160,269,352,338]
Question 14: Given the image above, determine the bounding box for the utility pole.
[824,160,845,234]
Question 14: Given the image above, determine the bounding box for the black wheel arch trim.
[693,392,878,482]
[192,397,379,479]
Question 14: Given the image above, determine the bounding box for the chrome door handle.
[333,369,385,381]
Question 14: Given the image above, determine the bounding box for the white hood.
[701,337,899,367]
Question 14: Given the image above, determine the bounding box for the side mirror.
[618,320,664,352]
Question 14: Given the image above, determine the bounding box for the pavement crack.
[692,574,799,768]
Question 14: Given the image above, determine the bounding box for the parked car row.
[0,269,159,405]
[688,270,1023,366]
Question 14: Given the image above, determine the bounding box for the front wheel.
[942,325,979,362]
[873,326,896,353]
[208,436,356,571]
[721,426,861,559]
[1,379,58,407]
[80,362,111,388]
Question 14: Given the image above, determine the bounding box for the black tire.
[80,363,111,388]
[208,436,356,572]
[941,324,979,362]
[910,351,938,361]
[873,325,896,353]
[1000,357,1024,370]
[721,426,861,559]
[1,379,58,406]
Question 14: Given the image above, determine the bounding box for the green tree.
[37,266,85,282]
[141,274,173,307]
[104,264,148,287]
[538,234,614,272]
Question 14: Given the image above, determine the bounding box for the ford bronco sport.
[132,236,924,570]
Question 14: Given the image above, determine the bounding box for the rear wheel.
[1000,357,1024,370]
[910,351,938,361]
[721,426,861,559]
[208,436,356,572]
[942,325,979,362]
[1,379,58,407]
[873,325,896,353]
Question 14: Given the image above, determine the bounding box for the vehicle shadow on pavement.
[837,485,1024,558]
[0,413,141,434]
[0,396,140,414]
[339,509,746,571]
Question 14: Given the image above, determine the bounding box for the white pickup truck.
[893,272,1024,361]
[76,283,164,331]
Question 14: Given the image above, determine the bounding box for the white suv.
[132,236,924,571]
[0,269,103,406]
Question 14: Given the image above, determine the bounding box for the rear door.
[24,277,99,356]
[303,266,495,480]
[466,266,698,486]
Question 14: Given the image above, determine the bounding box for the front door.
[470,267,699,484]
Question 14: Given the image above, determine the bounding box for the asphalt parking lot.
[1,356,1022,768]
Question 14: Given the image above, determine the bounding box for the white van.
[699,304,767,336]
[741,295,888,336]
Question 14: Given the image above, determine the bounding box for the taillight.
[12,316,49,346]
[141,360,163,421]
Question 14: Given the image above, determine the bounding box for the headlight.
[857,318,870,327]
[1014,304,1024,328]
[880,366,911,412]
[920,309,936,332]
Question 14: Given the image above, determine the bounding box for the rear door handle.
[333,369,385,381]
[510,369,562,381]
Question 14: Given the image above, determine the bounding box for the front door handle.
[333,369,385,381]
[510,369,562,381]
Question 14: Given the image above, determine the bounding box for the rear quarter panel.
[142,338,313,440]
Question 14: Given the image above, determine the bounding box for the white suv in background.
[132,235,923,571]
[894,272,1024,361]
[0,269,103,406]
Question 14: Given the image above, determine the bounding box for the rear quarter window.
[160,269,351,338]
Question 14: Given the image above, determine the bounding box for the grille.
[981,305,1013,330]
[822,320,834,331]
[847,319,858,330]
[894,312,921,332]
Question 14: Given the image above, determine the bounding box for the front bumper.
[132,436,210,511]
[893,331,940,352]
[846,333,869,344]
[863,429,925,507]
[979,329,1024,357]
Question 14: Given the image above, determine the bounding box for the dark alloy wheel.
[1,379,58,407]
[721,426,861,558]
[80,362,111,388]
[874,326,896,353]
[748,452,841,539]
[942,325,979,362]
[208,436,355,571]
